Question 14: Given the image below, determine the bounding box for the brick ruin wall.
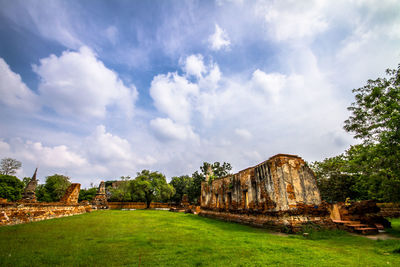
[200,154,333,232]
[0,202,91,226]
[0,183,91,226]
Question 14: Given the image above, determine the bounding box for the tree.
[78,187,97,202]
[36,174,71,202]
[108,177,132,202]
[130,170,175,208]
[0,158,22,175]
[343,64,400,202]
[0,174,24,201]
[311,154,362,202]
[188,161,232,203]
[169,175,193,203]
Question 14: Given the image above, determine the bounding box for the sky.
[0,0,399,187]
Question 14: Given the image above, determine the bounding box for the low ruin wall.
[377,203,400,218]
[0,202,92,226]
[108,202,172,209]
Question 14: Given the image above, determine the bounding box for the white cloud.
[0,58,39,112]
[150,118,198,141]
[260,1,329,42]
[251,70,286,103]
[85,125,132,163]
[234,128,252,140]
[33,46,138,118]
[150,72,198,124]
[0,138,86,169]
[0,0,82,49]
[181,54,206,78]
[209,24,231,51]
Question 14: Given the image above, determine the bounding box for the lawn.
[0,210,399,266]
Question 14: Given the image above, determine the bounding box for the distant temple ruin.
[200,154,331,232]
[92,181,108,209]
[21,168,38,202]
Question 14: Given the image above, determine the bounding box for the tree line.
[0,157,232,206]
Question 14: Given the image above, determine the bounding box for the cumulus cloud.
[259,1,329,41]
[0,138,86,169]
[150,118,198,141]
[208,24,231,50]
[181,54,206,78]
[33,46,138,118]
[150,72,198,124]
[251,70,286,103]
[84,125,156,167]
[0,58,39,112]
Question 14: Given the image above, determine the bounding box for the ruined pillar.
[92,181,108,209]
[21,168,38,202]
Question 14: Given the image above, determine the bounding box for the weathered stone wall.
[60,183,80,204]
[378,203,400,218]
[200,154,330,232]
[108,202,172,209]
[0,202,91,226]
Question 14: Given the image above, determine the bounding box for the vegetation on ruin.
[0,210,399,266]
[312,64,400,203]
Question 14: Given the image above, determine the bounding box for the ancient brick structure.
[92,181,108,209]
[200,154,332,232]
[0,202,91,226]
[1,183,91,226]
[60,183,80,204]
[21,168,38,202]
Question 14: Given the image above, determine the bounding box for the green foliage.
[187,161,232,203]
[130,170,175,207]
[343,65,400,202]
[313,65,400,202]
[36,174,71,202]
[0,158,22,175]
[107,176,132,202]
[78,187,97,202]
[0,174,24,201]
[169,175,193,203]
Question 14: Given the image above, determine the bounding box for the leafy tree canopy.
[188,161,232,204]
[169,175,193,203]
[0,174,24,201]
[78,187,97,202]
[313,65,400,202]
[36,174,71,202]
[130,170,175,208]
[0,158,22,176]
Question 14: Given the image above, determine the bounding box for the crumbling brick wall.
[0,202,91,226]
[200,154,331,232]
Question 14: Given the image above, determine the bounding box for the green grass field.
[0,210,399,266]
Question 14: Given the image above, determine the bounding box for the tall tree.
[344,64,400,202]
[36,174,71,202]
[0,158,22,175]
[130,170,175,208]
[169,175,193,203]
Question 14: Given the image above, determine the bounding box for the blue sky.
[1,0,399,187]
